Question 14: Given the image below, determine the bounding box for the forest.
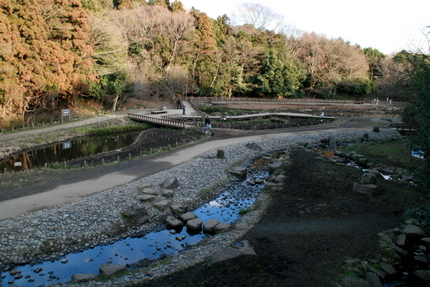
[0,0,419,127]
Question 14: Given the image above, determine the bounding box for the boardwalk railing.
[127,113,186,129]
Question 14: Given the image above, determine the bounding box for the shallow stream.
[0,154,274,286]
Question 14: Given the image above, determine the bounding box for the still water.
[0,155,273,286]
[0,132,141,172]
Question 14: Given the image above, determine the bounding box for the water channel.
[0,132,141,173]
[0,153,273,286]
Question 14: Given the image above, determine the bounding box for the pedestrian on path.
[205,116,211,134]
[182,106,186,115]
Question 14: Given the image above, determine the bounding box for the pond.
[0,154,275,286]
[0,132,142,173]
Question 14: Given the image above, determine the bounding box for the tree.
[402,52,430,192]
[0,0,95,126]
[253,50,305,98]
[232,2,284,31]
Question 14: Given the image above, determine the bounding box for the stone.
[245,142,262,151]
[209,240,257,269]
[186,218,202,231]
[380,262,396,276]
[140,187,158,195]
[396,234,406,246]
[268,162,283,173]
[353,183,378,195]
[203,219,220,233]
[230,166,247,178]
[154,199,171,210]
[136,194,155,202]
[403,225,425,237]
[165,216,184,229]
[365,271,382,287]
[180,212,197,222]
[72,273,98,282]
[160,177,179,189]
[122,205,146,219]
[99,264,127,276]
[216,149,225,159]
[343,276,373,287]
[171,203,187,214]
[161,189,174,197]
[360,173,377,184]
[415,270,430,280]
[214,222,231,233]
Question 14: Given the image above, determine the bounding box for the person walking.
[182,106,186,115]
[204,116,211,134]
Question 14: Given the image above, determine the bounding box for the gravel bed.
[0,128,401,286]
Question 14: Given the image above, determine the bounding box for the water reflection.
[0,132,141,172]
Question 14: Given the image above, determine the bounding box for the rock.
[154,199,171,210]
[165,215,184,229]
[380,262,396,276]
[245,143,262,151]
[268,162,283,173]
[161,189,174,197]
[343,276,373,287]
[360,173,377,184]
[186,218,202,231]
[136,194,155,202]
[396,234,406,246]
[403,225,425,237]
[216,149,225,159]
[209,240,257,269]
[365,271,382,287]
[160,177,179,189]
[122,205,146,219]
[353,183,378,195]
[171,203,187,214]
[230,166,247,178]
[203,219,220,233]
[140,187,158,195]
[180,212,197,222]
[71,273,98,282]
[415,270,430,280]
[214,222,231,233]
[99,264,127,276]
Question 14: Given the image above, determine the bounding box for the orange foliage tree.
[0,0,96,126]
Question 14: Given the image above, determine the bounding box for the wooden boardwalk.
[127,101,335,129]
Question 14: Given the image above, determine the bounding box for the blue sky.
[180,0,429,55]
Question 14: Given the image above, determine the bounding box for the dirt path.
[0,118,373,219]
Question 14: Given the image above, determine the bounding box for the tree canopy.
[0,0,414,127]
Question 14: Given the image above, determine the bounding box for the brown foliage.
[0,0,95,127]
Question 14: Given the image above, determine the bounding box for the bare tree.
[232,3,284,31]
